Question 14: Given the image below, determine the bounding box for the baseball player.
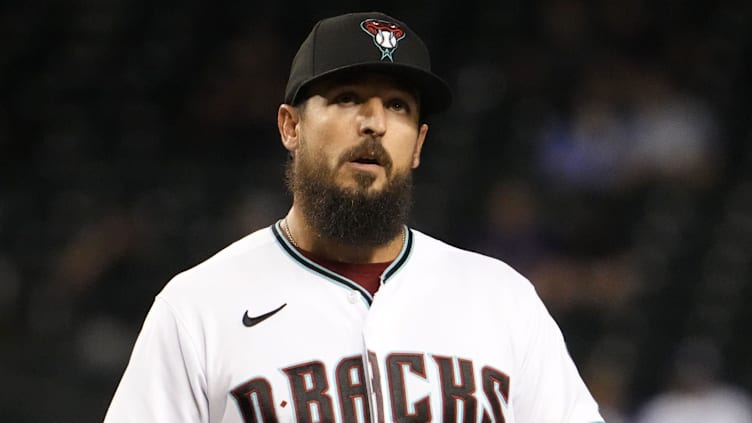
[104,12,605,423]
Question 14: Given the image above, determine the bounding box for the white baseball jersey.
[104,221,604,422]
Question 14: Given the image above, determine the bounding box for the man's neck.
[284,207,406,264]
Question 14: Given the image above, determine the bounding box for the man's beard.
[285,140,413,248]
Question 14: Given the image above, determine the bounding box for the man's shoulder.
[411,229,516,267]
[158,224,280,299]
[410,229,530,283]
[406,229,543,313]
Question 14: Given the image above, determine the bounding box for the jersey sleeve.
[104,296,209,423]
[511,284,605,423]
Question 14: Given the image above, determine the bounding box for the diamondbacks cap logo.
[360,18,406,62]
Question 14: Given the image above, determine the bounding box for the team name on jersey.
[231,351,511,422]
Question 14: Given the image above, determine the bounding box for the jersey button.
[348,291,358,303]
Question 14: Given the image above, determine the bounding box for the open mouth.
[352,157,380,165]
[342,141,391,171]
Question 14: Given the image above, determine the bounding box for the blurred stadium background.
[1,0,751,421]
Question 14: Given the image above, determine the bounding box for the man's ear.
[278,104,301,153]
[411,123,429,169]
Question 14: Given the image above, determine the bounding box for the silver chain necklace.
[281,219,407,250]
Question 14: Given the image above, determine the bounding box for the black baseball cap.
[285,12,452,115]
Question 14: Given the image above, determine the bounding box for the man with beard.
[105,12,604,423]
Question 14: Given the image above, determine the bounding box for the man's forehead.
[307,72,419,98]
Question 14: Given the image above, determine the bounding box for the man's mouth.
[352,156,380,165]
[341,139,392,172]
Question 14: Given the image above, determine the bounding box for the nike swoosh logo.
[242,303,287,327]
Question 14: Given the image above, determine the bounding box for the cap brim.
[288,62,453,116]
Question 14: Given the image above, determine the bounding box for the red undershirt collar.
[296,249,390,296]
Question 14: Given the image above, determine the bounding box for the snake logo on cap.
[360,18,406,62]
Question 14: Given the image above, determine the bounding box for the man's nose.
[358,97,387,138]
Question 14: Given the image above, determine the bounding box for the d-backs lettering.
[231,351,510,422]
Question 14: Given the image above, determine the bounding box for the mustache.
[338,138,393,171]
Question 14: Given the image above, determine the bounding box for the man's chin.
[338,172,384,193]
[290,162,413,247]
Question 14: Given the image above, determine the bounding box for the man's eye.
[335,93,357,104]
[388,99,409,112]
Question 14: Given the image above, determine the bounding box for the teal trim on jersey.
[270,221,412,306]
[381,227,413,283]
[272,222,371,304]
